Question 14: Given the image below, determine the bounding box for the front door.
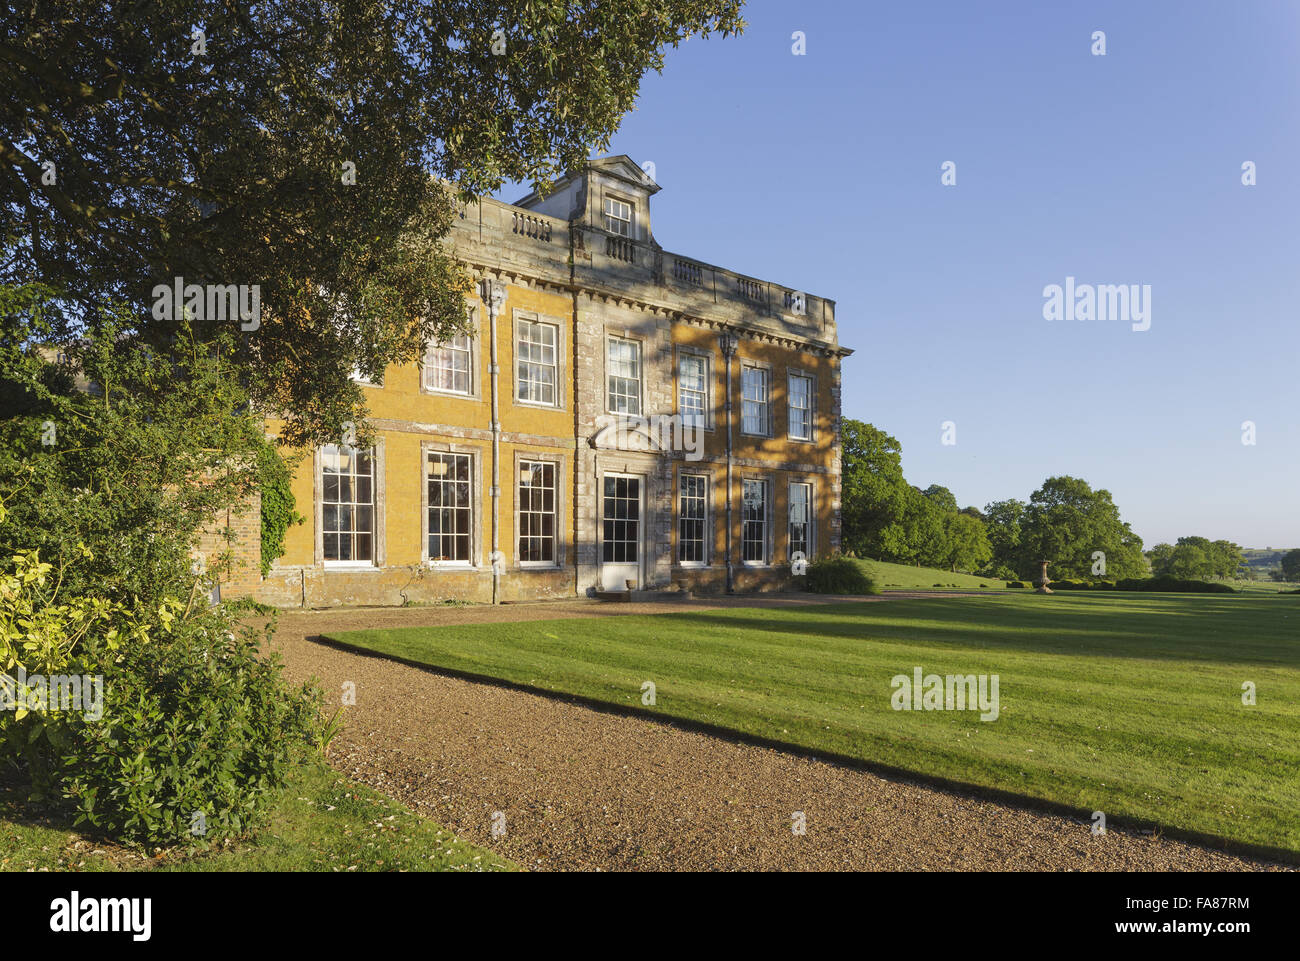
[601,473,642,590]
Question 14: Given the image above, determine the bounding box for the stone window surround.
[420,303,483,401]
[420,441,485,569]
[604,332,645,416]
[786,476,816,562]
[674,344,716,432]
[512,449,568,570]
[786,366,817,444]
[739,359,774,438]
[740,472,773,567]
[313,439,387,569]
[511,308,567,411]
[674,468,712,569]
[600,187,637,240]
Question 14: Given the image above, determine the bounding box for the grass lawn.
[1221,579,1298,595]
[0,758,513,872]
[855,558,1005,590]
[326,592,1300,859]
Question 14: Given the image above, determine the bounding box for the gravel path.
[268,597,1289,871]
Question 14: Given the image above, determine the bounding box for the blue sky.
[496,0,1300,548]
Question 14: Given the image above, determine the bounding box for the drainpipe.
[483,278,507,604]
[721,333,738,593]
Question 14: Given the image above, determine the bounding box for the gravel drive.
[267,597,1290,871]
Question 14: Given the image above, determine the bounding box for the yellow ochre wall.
[243,279,839,607]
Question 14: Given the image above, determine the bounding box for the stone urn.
[1035,559,1053,594]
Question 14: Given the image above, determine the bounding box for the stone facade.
[216,156,850,608]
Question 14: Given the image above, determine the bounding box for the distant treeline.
[839,419,1298,583]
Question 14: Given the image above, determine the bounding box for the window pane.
[742,479,767,563]
[742,367,769,435]
[788,374,813,440]
[427,452,473,561]
[678,474,707,564]
[321,444,375,563]
[518,459,556,563]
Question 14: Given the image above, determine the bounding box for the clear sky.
[496,0,1300,549]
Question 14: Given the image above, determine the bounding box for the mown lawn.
[326,592,1300,858]
[0,759,513,873]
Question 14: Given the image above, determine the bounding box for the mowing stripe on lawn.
[323,593,1300,860]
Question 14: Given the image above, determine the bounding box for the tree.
[922,484,958,514]
[1281,549,1300,582]
[983,498,1026,575]
[941,511,992,573]
[895,486,948,568]
[1149,537,1245,580]
[1147,543,1175,575]
[1208,539,1244,579]
[1,0,744,446]
[1165,543,1209,579]
[0,283,266,605]
[1018,476,1146,579]
[840,419,910,558]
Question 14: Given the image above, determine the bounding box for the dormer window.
[604,197,632,237]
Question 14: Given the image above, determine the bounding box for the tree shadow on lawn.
[649,595,1300,669]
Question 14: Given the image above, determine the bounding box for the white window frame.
[788,480,813,561]
[425,450,475,566]
[741,365,771,437]
[606,335,643,416]
[320,444,379,567]
[517,457,560,567]
[515,315,561,408]
[788,372,814,441]
[423,332,474,396]
[741,477,770,566]
[677,349,712,430]
[604,196,633,236]
[677,472,709,567]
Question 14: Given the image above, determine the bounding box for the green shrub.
[1115,576,1235,594]
[1005,581,1026,589]
[54,615,321,847]
[804,556,878,595]
[258,443,304,577]
[1,537,321,849]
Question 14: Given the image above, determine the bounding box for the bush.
[1048,579,1117,591]
[55,616,321,847]
[1114,576,1235,594]
[1006,581,1026,589]
[1,540,321,848]
[804,556,878,595]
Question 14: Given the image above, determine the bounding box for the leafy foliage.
[258,444,304,577]
[0,532,321,848]
[1147,537,1245,581]
[0,283,264,605]
[1015,476,1146,581]
[1283,549,1300,582]
[804,555,878,595]
[1,0,745,447]
[56,615,321,847]
[839,419,990,571]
